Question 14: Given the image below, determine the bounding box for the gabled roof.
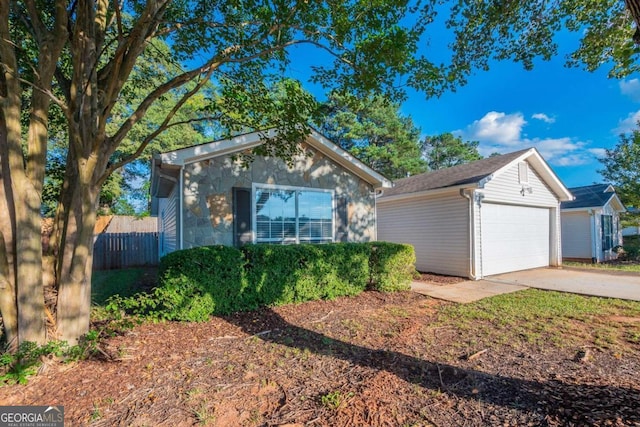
[151,128,392,194]
[380,147,573,201]
[561,184,626,212]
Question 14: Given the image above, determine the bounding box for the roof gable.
[152,128,392,190]
[561,184,626,212]
[381,148,572,201]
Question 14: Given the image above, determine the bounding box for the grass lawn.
[438,288,640,349]
[91,267,156,306]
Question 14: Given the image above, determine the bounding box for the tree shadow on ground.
[223,307,640,426]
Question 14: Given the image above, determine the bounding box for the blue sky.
[404,56,639,188]
[286,30,640,189]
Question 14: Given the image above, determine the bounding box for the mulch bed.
[1,290,639,426]
[414,272,467,285]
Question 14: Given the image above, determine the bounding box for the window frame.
[252,183,335,244]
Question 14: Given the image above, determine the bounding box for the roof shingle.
[381,148,531,197]
[561,184,615,209]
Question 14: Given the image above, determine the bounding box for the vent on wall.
[518,162,529,184]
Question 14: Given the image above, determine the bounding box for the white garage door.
[481,203,550,276]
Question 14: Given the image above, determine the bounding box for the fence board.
[93,232,159,270]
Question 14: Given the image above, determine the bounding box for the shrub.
[367,242,416,292]
[242,243,370,307]
[112,245,247,321]
[110,241,415,322]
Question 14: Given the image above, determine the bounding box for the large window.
[601,214,613,251]
[254,185,334,244]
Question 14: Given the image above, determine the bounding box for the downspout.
[373,188,384,241]
[460,189,477,280]
[589,209,597,263]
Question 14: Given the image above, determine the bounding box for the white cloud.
[532,113,555,124]
[620,79,640,102]
[463,111,525,145]
[614,110,640,134]
[533,138,588,166]
[588,148,607,158]
[459,111,603,167]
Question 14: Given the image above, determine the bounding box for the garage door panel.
[481,204,550,276]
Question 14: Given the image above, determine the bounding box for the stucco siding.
[483,161,558,207]
[378,193,469,277]
[561,211,592,259]
[180,143,376,248]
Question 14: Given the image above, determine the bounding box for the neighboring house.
[150,129,392,257]
[561,184,626,262]
[377,148,573,280]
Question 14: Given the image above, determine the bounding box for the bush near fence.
[109,242,415,321]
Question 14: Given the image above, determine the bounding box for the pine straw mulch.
[2,290,640,427]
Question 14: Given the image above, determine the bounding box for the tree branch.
[103,65,217,179]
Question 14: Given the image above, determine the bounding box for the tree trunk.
[54,165,101,343]
[0,101,18,348]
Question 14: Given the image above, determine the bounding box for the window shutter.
[233,187,252,246]
[336,196,349,242]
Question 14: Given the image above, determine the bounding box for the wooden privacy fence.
[93,232,159,270]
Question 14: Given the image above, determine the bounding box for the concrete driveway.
[487,268,640,301]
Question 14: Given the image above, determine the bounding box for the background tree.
[599,128,640,216]
[319,92,426,179]
[421,133,482,170]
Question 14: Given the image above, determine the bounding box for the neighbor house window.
[601,214,613,251]
[254,185,334,244]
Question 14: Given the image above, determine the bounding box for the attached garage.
[377,148,573,280]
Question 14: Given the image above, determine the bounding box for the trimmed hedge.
[112,241,415,321]
[243,243,371,308]
[367,242,416,292]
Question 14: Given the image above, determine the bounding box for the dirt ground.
[414,272,467,285]
[1,287,640,426]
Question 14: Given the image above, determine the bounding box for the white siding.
[483,161,558,207]
[159,186,178,257]
[561,211,592,259]
[378,192,469,277]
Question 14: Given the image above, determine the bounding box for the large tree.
[319,92,426,179]
[421,133,482,171]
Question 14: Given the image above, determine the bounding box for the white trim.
[251,183,335,244]
[377,184,478,204]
